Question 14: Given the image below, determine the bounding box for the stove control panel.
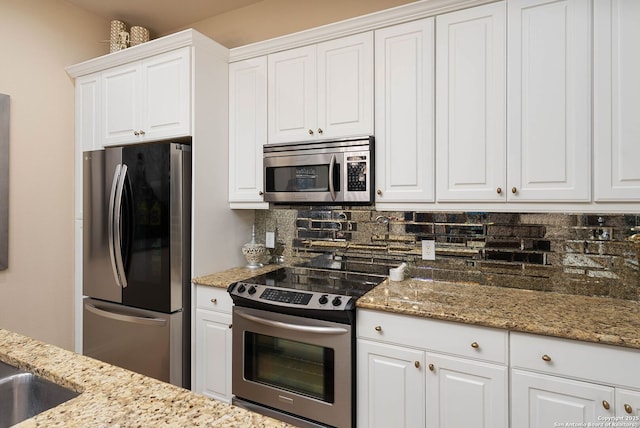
[229,282,353,311]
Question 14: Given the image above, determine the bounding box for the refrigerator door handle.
[84,302,167,327]
[108,164,123,288]
[113,164,128,288]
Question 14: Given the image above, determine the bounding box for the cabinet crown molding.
[229,0,498,62]
[66,29,229,78]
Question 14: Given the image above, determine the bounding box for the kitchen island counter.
[0,329,294,427]
[195,266,640,350]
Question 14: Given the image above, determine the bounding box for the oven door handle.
[236,310,348,335]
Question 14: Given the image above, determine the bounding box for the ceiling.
[65,0,265,35]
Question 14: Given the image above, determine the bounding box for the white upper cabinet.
[228,57,268,208]
[374,18,435,204]
[507,0,591,201]
[267,32,373,143]
[436,2,506,202]
[102,47,191,146]
[594,0,640,201]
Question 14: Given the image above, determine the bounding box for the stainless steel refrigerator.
[82,141,191,388]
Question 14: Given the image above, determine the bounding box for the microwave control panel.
[346,155,368,192]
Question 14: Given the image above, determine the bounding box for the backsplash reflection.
[256,208,640,301]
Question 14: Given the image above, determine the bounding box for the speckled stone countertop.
[358,278,640,350]
[194,265,640,350]
[0,329,295,428]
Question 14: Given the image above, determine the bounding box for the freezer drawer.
[83,298,183,387]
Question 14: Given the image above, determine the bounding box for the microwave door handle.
[235,310,348,335]
[108,164,123,288]
[328,154,337,201]
[113,164,128,288]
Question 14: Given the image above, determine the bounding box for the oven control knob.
[332,297,342,307]
[248,286,257,295]
[237,284,246,294]
[318,295,329,305]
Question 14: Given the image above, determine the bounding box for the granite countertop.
[358,277,640,350]
[0,329,295,428]
[194,264,640,350]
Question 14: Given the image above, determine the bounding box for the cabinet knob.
[317,128,323,134]
[414,361,420,368]
[308,129,314,135]
[228,324,233,329]
[624,404,633,414]
[471,341,479,349]
[542,354,552,362]
[259,191,264,196]
[134,131,140,136]
[602,400,611,410]
[210,298,217,304]
[511,187,517,194]
[428,363,435,372]
[374,325,382,332]
[496,187,502,194]
[376,189,382,196]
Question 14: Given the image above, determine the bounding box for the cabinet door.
[102,62,140,146]
[228,57,268,208]
[141,47,191,141]
[374,18,435,203]
[507,0,591,201]
[511,369,614,428]
[75,73,102,153]
[617,388,640,417]
[317,32,373,138]
[194,308,232,403]
[426,353,508,428]
[594,0,640,201]
[357,339,425,428]
[268,45,316,143]
[436,2,506,202]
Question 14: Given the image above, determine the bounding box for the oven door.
[264,152,343,203]
[232,306,352,428]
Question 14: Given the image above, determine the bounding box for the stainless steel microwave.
[263,136,374,204]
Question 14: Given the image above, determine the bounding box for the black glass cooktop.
[236,265,385,299]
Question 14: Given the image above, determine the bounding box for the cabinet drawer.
[195,285,233,313]
[510,332,640,389]
[357,309,508,364]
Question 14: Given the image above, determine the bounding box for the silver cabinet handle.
[85,303,166,327]
[235,309,348,335]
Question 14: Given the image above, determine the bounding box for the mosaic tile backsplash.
[255,208,640,301]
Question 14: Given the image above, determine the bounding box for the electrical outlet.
[422,240,436,260]
[266,231,275,248]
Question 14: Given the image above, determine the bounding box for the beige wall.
[0,0,108,349]
[181,0,415,48]
[0,0,411,350]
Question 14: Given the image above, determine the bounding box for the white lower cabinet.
[426,353,508,428]
[357,339,425,428]
[511,369,614,427]
[193,285,232,402]
[357,309,508,428]
[510,332,640,428]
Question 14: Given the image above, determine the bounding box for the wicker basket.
[130,26,150,46]
[110,20,127,53]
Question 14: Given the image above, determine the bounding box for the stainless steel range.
[228,261,386,428]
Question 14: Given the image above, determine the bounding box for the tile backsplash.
[256,208,640,301]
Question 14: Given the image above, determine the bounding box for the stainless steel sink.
[0,361,80,428]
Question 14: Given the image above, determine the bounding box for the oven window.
[244,332,335,402]
[265,164,340,193]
